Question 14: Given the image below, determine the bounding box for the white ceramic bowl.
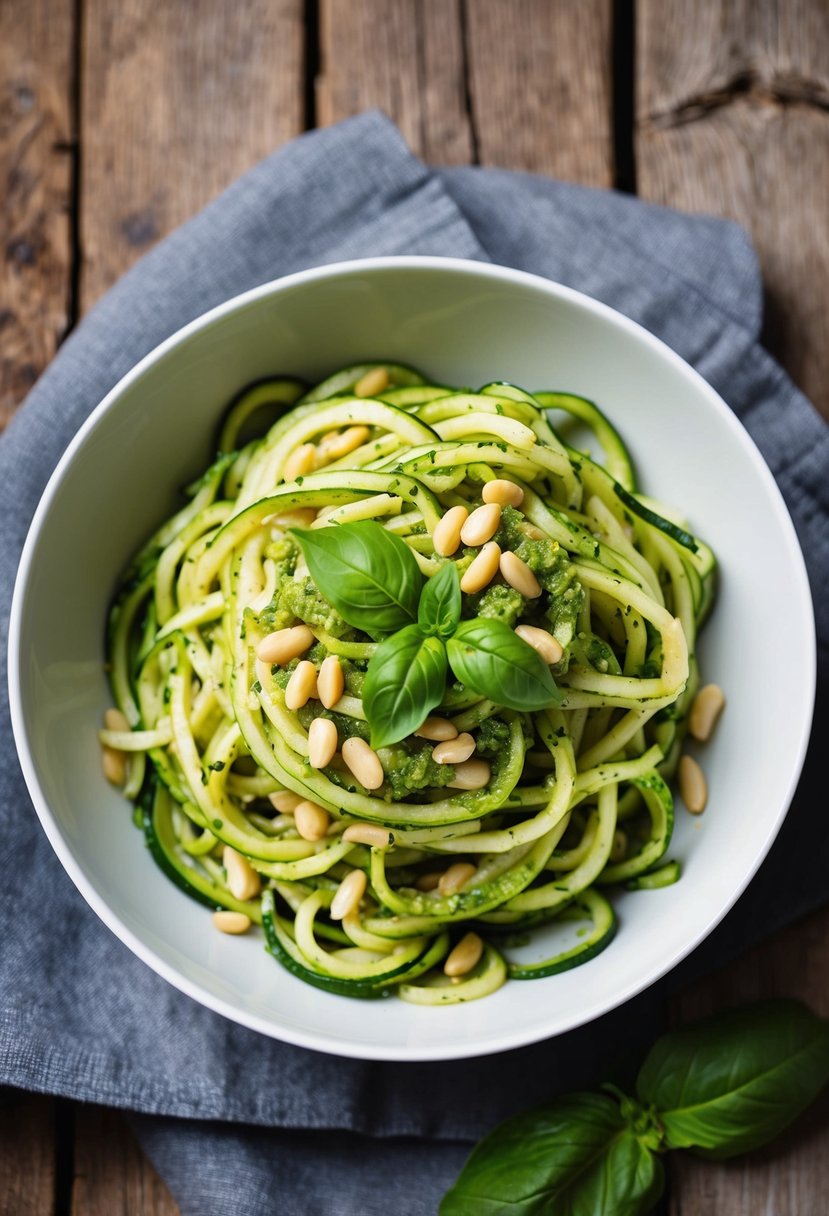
[9,257,815,1061]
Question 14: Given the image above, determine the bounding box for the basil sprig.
[441,1092,663,1216]
[290,521,422,636]
[290,521,561,748]
[418,560,462,640]
[448,619,562,712]
[361,625,448,750]
[441,1000,829,1216]
[636,999,829,1158]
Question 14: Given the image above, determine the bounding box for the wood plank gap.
[458,0,481,164]
[54,1098,74,1216]
[303,0,319,131]
[612,0,637,192]
[66,0,84,333]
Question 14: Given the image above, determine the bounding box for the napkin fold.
[1,111,827,1215]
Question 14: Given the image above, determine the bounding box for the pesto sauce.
[494,506,584,647]
[378,743,456,800]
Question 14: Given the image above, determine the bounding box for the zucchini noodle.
[104,363,716,1004]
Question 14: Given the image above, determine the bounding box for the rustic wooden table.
[2,2,828,1213]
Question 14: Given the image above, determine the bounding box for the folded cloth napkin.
[1,111,827,1215]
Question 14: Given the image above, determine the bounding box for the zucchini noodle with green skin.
[102,362,716,1004]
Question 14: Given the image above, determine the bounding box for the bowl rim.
[8,254,817,1061]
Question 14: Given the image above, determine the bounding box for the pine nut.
[330,868,368,919]
[269,789,303,813]
[414,716,458,741]
[460,541,501,594]
[308,717,338,768]
[283,443,318,482]
[482,479,524,508]
[213,910,252,935]
[101,745,127,786]
[678,754,708,814]
[317,655,345,709]
[460,502,502,547]
[500,550,542,598]
[444,931,484,977]
[294,799,331,841]
[447,759,491,790]
[342,736,385,790]
[438,862,477,896]
[688,684,726,743]
[256,625,314,666]
[354,367,390,398]
[318,425,371,461]
[514,624,563,665]
[432,732,476,765]
[414,871,443,892]
[105,707,130,732]
[610,829,627,864]
[222,846,262,901]
[433,505,469,557]
[285,660,318,710]
[342,823,394,848]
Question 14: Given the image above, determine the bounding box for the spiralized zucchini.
[104,362,716,1004]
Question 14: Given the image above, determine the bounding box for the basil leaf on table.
[637,998,829,1159]
[439,1092,664,1216]
[418,560,461,640]
[447,618,562,711]
[290,521,423,635]
[362,624,447,748]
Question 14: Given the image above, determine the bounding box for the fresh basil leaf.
[290,521,422,636]
[418,561,461,640]
[637,999,829,1159]
[440,1093,663,1216]
[363,624,447,749]
[447,619,562,711]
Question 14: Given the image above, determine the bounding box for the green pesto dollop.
[296,704,370,743]
[474,714,512,758]
[467,582,526,626]
[377,742,456,800]
[495,507,584,646]
[261,571,355,639]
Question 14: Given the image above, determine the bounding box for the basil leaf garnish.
[290,521,423,636]
[637,999,829,1159]
[418,561,461,640]
[447,619,562,712]
[362,624,447,749]
[439,1093,664,1216]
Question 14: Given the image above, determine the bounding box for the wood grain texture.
[0,1091,55,1216]
[0,0,74,427]
[637,0,829,418]
[72,1107,178,1216]
[669,905,829,1215]
[316,0,473,163]
[465,0,614,184]
[80,0,305,310]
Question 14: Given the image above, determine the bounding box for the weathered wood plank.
[316,0,473,164]
[72,1107,178,1216]
[637,0,829,418]
[0,0,75,428]
[642,9,829,1204]
[465,0,614,184]
[80,0,306,310]
[669,905,829,1215]
[0,1090,56,1216]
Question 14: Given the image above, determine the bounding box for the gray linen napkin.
[1,112,827,1215]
